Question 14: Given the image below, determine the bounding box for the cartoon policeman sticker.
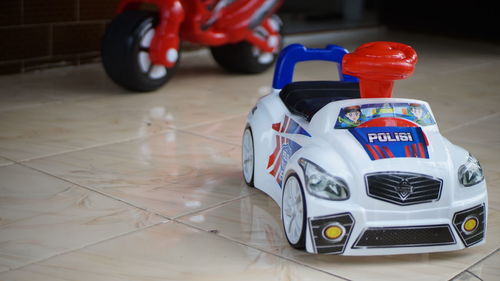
[408,103,432,125]
[338,105,363,128]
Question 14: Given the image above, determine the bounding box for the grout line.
[448,248,499,280]
[10,155,350,279]
[172,218,351,281]
[0,51,100,65]
[17,161,172,221]
[75,0,80,22]
[0,20,109,29]
[178,113,247,130]
[176,128,241,147]
[438,60,500,76]
[0,100,65,114]
[465,248,499,270]
[20,0,24,25]
[0,221,167,274]
[0,112,246,164]
[442,112,500,134]
[6,166,329,278]
[172,193,255,220]
[17,159,260,234]
[466,270,484,281]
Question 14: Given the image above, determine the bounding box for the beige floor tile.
[0,97,174,162]
[25,131,253,218]
[0,164,164,272]
[487,175,500,212]
[0,222,344,281]
[443,114,500,174]
[394,63,500,131]
[468,250,500,281]
[183,115,247,146]
[179,192,500,281]
[0,53,275,162]
[0,65,119,113]
[1,30,500,280]
[376,32,500,77]
[443,113,500,211]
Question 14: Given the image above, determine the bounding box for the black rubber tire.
[282,173,307,250]
[101,10,179,92]
[210,15,283,74]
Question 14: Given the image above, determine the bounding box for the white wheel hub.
[283,176,304,244]
[253,16,281,65]
[166,48,178,63]
[242,128,254,184]
[137,24,168,80]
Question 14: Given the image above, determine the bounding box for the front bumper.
[304,194,488,255]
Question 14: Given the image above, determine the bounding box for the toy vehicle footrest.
[279,81,360,121]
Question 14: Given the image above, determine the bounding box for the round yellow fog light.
[463,217,479,233]
[324,224,345,240]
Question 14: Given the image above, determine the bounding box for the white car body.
[242,44,488,255]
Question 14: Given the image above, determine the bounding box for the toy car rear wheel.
[242,127,255,187]
[101,10,179,92]
[210,15,283,74]
[282,173,307,249]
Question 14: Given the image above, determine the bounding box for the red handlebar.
[342,41,418,98]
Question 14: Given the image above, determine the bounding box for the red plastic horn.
[342,41,418,98]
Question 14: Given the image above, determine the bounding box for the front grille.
[352,225,456,249]
[365,172,443,205]
[453,204,486,247]
[309,213,354,254]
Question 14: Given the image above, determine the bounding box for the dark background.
[0,0,497,75]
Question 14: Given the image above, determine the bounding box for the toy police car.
[241,43,487,255]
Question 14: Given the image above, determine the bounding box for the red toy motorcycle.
[102,0,284,92]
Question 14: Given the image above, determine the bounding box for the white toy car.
[241,43,488,255]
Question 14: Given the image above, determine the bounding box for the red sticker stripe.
[373,145,387,159]
[412,143,418,157]
[365,144,380,160]
[418,143,426,158]
[405,145,411,157]
[267,135,281,168]
[382,146,395,158]
[281,116,289,133]
[269,153,282,177]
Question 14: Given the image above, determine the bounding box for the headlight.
[458,154,484,187]
[298,158,349,200]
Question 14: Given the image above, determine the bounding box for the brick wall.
[0,0,120,75]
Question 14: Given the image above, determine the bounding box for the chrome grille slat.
[366,172,443,206]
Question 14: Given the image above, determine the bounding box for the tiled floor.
[0,30,499,280]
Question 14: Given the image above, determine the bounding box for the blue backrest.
[272,44,358,90]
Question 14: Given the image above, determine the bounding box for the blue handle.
[272,44,358,89]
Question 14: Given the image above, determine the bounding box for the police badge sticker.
[278,143,292,186]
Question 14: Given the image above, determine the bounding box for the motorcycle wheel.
[102,10,179,92]
[210,15,283,74]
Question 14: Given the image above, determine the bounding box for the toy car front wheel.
[101,10,179,92]
[210,15,283,74]
[242,127,255,187]
[282,174,307,249]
